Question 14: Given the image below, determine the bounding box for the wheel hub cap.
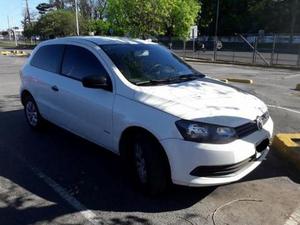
[134,143,147,184]
[26,101,38,127]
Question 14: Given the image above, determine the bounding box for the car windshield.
[101,43,204,85]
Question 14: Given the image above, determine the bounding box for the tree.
[36,3,55,14]
[49,0,65,9]
[248,0,300,35]
[79,0,93,19]
[35,10,87,38]
[95,0,107,19]
[197,0,300,36]
[165,0,200,39]
[88,19,110,35]
[23,22,38,38]
[107,0,200,39]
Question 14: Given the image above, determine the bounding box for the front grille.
[235,122,258,138]
[256,139,270,152]
[235,111,269,138]
[190,155,256,177]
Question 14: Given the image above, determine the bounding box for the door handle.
[51,85,59,92]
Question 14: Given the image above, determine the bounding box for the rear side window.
[61,45,109,80]
[30,45,64,73]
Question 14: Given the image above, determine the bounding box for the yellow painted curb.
[219,79,228,83]
[226,78,253,84]
[296,84,300,91]
[14,52,29,57]
[271,133,300,170]
[0,50,12,56]
[1,50,29,57]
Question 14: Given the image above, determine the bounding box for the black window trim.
[30,44,65,74]
[30,43,114,92]
[59,44,114,92]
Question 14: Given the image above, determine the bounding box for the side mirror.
[82,74,112,91]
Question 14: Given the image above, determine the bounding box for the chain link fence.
[158,34,300,68]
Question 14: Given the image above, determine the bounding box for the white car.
[20,37,273,195]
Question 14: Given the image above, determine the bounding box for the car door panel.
[27,44,65,123]
[53,44,114,150]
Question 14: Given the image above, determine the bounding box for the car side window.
[31,45,65,73]
[61,45,109,81]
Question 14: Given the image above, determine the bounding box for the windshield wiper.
[167,73,205,82]
[133,73,205,86]
[134,79,172,86]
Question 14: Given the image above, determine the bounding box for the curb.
[226,78,253,84]
[0,50,12,56]
[219,79,228,83]
[271,133,300,170]
[0,50,29,57]
[296,84,300,91]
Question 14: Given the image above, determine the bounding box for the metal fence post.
[297,48,300,67]
[270,34,276,65]
[183,40,186,58]
[252,37,257,64]
[192,36,195,59]
[254,38,258,64]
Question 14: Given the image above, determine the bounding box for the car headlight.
[175,120,237,144]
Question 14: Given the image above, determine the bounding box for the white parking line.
[284,205,300,225]
[284,74,300,79]
[267,104,300,115]
[16,154,103,225]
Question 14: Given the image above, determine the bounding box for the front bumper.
[160,117,273,187]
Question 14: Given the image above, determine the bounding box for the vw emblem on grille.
[256,116,263,130]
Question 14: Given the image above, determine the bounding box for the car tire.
[23,95,45,130]
[131,134,169,196]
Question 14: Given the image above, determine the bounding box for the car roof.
[41,36,156,46]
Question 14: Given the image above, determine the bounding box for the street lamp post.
[213,0,220,61]
[75,0,79,36]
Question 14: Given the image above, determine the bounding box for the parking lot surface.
[0,53,299,225]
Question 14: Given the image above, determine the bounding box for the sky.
[0,0,45,30]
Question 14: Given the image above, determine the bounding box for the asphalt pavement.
[0,54,299,225]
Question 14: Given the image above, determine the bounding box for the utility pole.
[10,17,18,46]
[213,0,220,61]
[75,0,80,35]
[7,16,12,41]
[24,0,31,24]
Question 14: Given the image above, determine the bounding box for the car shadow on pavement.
[0,109,299,225]
[0,109,216,225]
[242,150,300,184]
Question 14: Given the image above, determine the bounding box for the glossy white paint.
[20,37,274,187]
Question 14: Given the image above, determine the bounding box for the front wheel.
[131,134,169,196]
[24,95,45,130]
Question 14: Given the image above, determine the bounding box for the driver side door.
[53,44,114,149]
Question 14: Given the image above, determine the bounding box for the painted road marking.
[16,154,103,225]
[284,74,300,79]
[284,205,300,225]
[267,105,300,115]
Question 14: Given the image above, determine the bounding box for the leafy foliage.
[165,0,200,39]
[107,0,201,39]
[34,10,88,38]
[88,19,110,35]
[198,0,300,35]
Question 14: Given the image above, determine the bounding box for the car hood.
[134,78,268,127]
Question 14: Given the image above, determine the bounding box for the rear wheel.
[131,134,169,196]
[23,95,45,130]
